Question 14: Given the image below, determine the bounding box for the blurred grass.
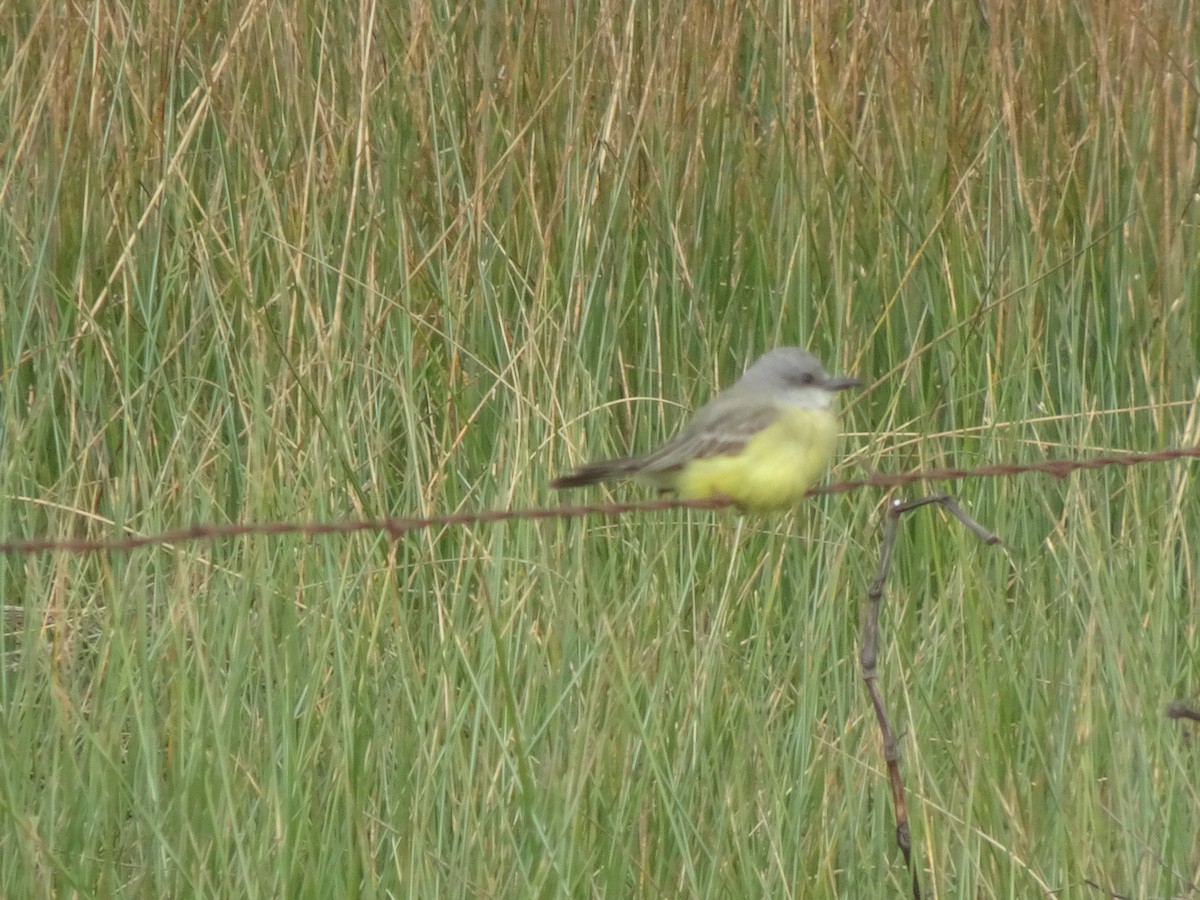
[2,0,1198,897]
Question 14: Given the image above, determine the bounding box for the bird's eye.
[796,373,815,386]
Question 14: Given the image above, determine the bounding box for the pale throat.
[774,385,836,411]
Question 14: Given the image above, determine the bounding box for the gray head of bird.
[733,347,861,410]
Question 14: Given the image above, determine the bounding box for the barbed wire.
[813,444,1200,493]
[1,445,1196,556]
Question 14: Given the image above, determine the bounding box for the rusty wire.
[0,444,1197,556]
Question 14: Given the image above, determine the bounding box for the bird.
[550,347,859,512]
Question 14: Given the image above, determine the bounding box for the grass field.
[2,2,1198,897]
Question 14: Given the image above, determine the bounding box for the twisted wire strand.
[1,445,1197,556]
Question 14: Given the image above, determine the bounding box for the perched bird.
[551,348,859,513]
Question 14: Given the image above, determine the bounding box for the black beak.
[824,374,861,392]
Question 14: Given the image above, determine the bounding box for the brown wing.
[634,403,778,474]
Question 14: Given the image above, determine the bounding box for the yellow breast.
[668,407,839,512]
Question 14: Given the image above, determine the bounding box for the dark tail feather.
[549,458,639,489]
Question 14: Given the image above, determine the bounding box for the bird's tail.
[549,457,641,489]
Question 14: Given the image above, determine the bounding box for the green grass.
[2,1,1199,897]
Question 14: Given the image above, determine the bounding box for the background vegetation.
[1,1,1197,896]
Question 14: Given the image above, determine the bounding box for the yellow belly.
[666,407,839,512]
